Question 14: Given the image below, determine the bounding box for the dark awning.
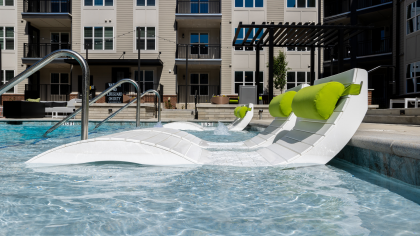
[64,59,163,66]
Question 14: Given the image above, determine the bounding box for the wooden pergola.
[232,22,374,101]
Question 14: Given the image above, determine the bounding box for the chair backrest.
[67,99,78,108]
[314,69,356,86]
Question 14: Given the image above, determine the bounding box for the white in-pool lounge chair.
[25,69,366,167]
[162,103,254,132]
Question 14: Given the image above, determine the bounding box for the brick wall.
[368,90,372,105]
[1,94,25,106]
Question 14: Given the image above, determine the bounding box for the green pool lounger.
[26,69,367,167]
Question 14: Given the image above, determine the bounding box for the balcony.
[324,37,391,61]
[25,84,71,101]
[176,0,221,23]
[358,0,392,10]
[176,44,221,65]
[22,0,72,27]
[23,43,71,63]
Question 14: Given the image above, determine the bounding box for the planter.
[211,96,229,104]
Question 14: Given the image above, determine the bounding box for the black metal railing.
[24,43,71,58]
[25,84,71,101]
[23,0,71,13]
[176,0,220,14]
[324,1,350,18]
[358,0,392,9]
[177,85,219,103]
[176,44,221,59]
[358,37,391,57]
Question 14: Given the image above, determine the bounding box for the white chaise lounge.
[163,103,254,132]
[26,69,367,167]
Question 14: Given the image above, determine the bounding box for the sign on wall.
[105,83,123,103]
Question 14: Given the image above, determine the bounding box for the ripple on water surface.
[0,122,420,235]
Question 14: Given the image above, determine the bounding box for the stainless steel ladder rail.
[93,89,161,130]
[0,49,91,140]
[43,78,141,137]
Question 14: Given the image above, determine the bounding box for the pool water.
[1,122,420,235]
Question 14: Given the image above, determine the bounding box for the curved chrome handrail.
[93,89,161,130]
[43,79,140,137]
[0,49,90,140]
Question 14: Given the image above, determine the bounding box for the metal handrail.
[93,89,161,130]
[0,49,90,140]
[43,79,141,137]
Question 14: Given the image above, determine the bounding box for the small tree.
[268,50,290,93]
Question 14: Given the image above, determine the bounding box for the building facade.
[0,0,319,106]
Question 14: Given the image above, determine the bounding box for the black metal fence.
[324,0,350,17]
[25,84,71,101]
[176,0,220,14]
[176,44,221,59]
[358,37,391,57]
[23,0,71,13]
[24,43,71,58]
[178,85,219,103]
[358,0,392,9]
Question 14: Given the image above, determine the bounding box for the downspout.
[395,0,401,97]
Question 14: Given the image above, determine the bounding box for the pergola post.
[256,45,260,94]
[268,27,274,102]
[310,45,315,85]
[137,27,141,127]
[338,29,344,73]
[185,45,188,109]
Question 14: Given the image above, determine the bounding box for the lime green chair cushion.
[234,106,241,118]
[26,98,40,102]
[230,99,239,104]
[292,82,345,120]
[342,84,361,96]
[238,106,249,119]
[269,91,297,117]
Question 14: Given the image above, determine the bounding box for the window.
[286,71,311,89]
[0,0,13,6]
[406,62,420,93]
[190,74,208,95]
[287,0,315,8]
[85,0,113,6]
[1,70,14,93]
[51,32,70,51]
[51,73,70,96]
[136,27,155,50]
[190,33,208,55]
[0,27,14,50]
[84,27,113,50]
[235,0,263,8]
[190,0,208,13]
[407,1,420,34]
[134,70,154,92]
[234,71,264,94]
[234,28,263,51]
[137,0,155,6]
[287,46,308,51]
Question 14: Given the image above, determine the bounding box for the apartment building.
[0,0,319,105]
[322,0,393,107]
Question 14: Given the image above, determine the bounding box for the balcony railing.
[176,0,220,14]
[324,1,350,18]
[358,0,392,9]
[176,44,221,59]
[178,85,219,103]
[324,38,391,61]
[358,37,391,57]
[24,43,71,58]
[25,84,71,101]
[23,0,71,13]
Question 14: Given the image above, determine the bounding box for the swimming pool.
[1,121,420,235]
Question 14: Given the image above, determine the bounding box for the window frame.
[190,73,209,96]
[0,0,14,6]
[234,28,263,51]
[405,62,420,94]
[190,32,209,56]
[234,0,264,8]
[407,1,420,35]
[134,70,155,92]
[1,70,15,94]
[287,0,316,8]
[286,71,311,89]
[0,26,14,50]
[84,26,113,51]
[135,26,156,51]
[84,0,113,7]
[234,71,264,94]
[136,0,156,7]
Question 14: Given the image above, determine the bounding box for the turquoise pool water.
[1,122,420,235]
